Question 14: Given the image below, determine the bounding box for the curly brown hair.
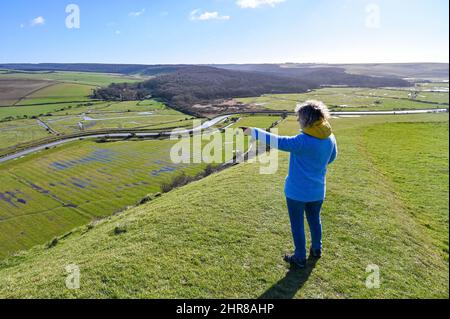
[295,100,330,128]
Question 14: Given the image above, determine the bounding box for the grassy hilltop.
[0,113,447,298]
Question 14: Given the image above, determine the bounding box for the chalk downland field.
[0,113,447,298]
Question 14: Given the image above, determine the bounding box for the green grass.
[0,102,103,121]
[230,115,281,129]
[236,87,449,112]
[363,122,449,260]
[0,113,447,298]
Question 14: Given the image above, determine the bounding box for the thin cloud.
[30,16,45,26]
[129,9,146,17]
[190,9,230,21]
[236,0,285,9]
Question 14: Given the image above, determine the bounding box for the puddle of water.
[50,149,115,171]
[0,191,28,207]
[151,166,176,177]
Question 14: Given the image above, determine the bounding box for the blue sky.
[0,0,448,64]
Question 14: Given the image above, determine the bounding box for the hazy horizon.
[1,61,449,65]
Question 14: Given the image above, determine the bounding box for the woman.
[242,100,338,268]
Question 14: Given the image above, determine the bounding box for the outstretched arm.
[242,127,303,153]
[328,136,338,164]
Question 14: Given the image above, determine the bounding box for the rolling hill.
[0,113,447,298]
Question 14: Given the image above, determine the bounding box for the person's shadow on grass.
[258,257,319,299]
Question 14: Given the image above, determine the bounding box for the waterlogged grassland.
[0,100,176,121]
[0,119,52,150]
[0,113,447,298]
[237,87,449,112]
[42,100,194,135]
[0,117,275,259]
[0,100,188,151]
[45,113,194,135]
[0,139,205,259]
[417,82,449,90]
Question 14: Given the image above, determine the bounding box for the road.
[0,109,447,164]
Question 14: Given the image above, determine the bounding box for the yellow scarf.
[303,120,332,139]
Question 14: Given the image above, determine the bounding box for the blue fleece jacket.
[251,128,338,202]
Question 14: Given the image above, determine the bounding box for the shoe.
[310,248,322,259]
[283,254,306,268]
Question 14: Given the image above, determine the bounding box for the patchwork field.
[0,79,53,106]
[236,86,449,112]
[15,83,95,106]
[0,71,141,87]
[0,71,143,121]
[0,113,447,298]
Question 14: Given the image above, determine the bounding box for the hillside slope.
[0,114,448,298]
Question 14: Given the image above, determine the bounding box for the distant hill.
[90,65,410,115]
[213,63,450,80]
[0,63,193,76]
[1,62,447,80]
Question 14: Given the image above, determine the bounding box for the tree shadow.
[258,257,319,299]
